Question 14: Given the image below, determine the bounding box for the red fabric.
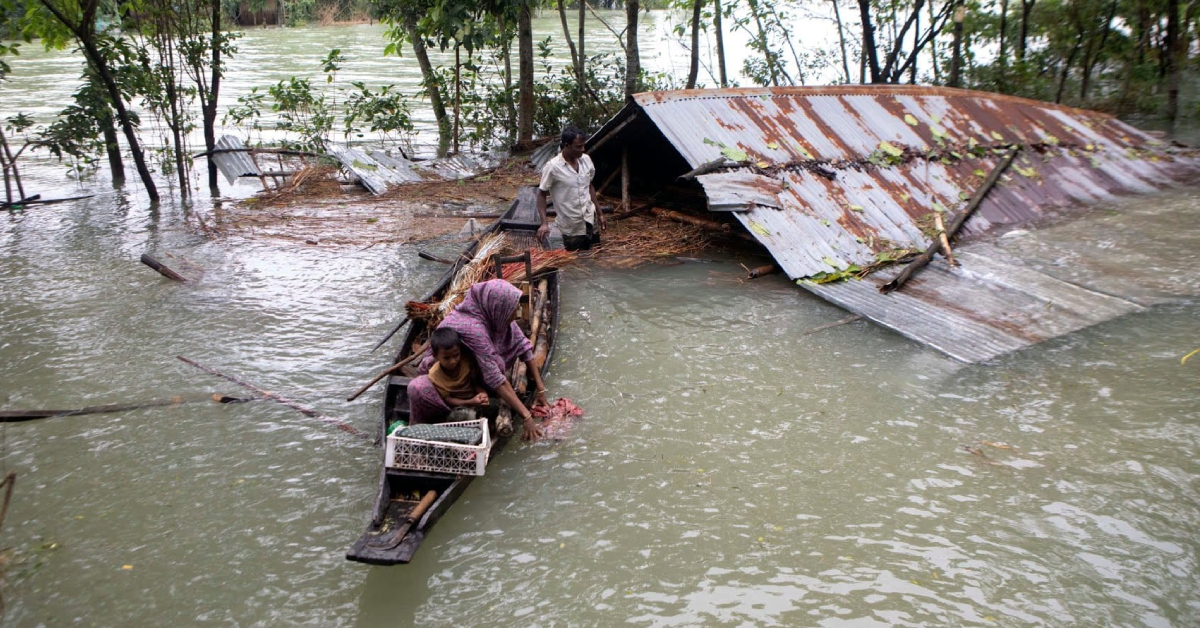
[532,397,584,439]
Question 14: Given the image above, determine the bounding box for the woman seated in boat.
[407,279,549,441]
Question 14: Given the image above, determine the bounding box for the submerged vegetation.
[0,0,1198,197]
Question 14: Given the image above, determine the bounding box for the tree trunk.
[997,0,1009,88]
[832,0,851,83]
[910,8,919,83]
[1056,33,1084,103]
[518,3,535,142]
[83,43,159,201]
[949,3,965,87]
[879,0,926,82]
[453,44,461,155]
[164,52,188,199]
[928,0,941,81]
[748,0,780,85]
[1165,0,1181,129]
[713,0,727,86]
[204,0,221,191]
[99,105,125,184]
[1080,0,1118,101]
[1017,0,1035,60]
[499,14,515,139]
[557,0,580,86]
[578,0,587,98]
[858,0,883,82]
[860,43,867,83]
[626,0,641,95]
[687,0,703,88]
[407,17,451,156]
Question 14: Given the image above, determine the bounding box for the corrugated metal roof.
[628,85,1199,279]
[595,86,1200,362]
[803,249,1145,363]
[211,135,262,184]
[327,148,501,195]
[531,142,560,170]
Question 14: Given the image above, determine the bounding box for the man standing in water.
[536,126,605,250]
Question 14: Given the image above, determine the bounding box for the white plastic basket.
[385,419,491,476]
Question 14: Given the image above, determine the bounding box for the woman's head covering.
[456,279,521,335]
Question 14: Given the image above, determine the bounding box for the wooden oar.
[348,361,405,402]
[376,490,438,551]
[347,340,431,402]
[177,356,370,440]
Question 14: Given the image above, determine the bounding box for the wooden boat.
[346,187,560,566]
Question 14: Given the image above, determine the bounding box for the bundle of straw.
[401,234,507,329]
[405,236,577,330]
[437,233,509,317]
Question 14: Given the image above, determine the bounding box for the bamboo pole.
[177,356,369,440]
[346,361,407,402]
[0,394,248,422]
[650,207,758,243]
[595,165,621,197]
[933,212,957,266]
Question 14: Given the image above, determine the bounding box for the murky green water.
[3,18,1200,628]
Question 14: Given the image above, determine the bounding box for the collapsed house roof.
[586,86,1200,363]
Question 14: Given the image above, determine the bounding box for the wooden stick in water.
[141,254,187,282]
[177,356,370,440]
[347,361,407,402]
[746,264,780,279]
[0,394,249,423]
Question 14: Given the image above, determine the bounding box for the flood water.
[3,17,1200,628]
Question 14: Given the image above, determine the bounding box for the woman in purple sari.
[407,279,549,440]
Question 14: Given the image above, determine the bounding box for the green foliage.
[343,81,414,141]
[226,53,414,152]
[0,40,20,79]
[37,78,113,171]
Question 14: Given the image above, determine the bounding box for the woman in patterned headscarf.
[407,279,549,441]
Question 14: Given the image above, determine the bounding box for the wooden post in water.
[141,254,188,282]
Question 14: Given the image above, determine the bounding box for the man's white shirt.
[539,152,596,237]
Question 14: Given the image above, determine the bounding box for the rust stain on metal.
[615,85,1200,280]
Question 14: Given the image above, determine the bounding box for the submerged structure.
[585,86,1200,363]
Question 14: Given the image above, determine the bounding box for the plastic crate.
[385,419,491,476]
